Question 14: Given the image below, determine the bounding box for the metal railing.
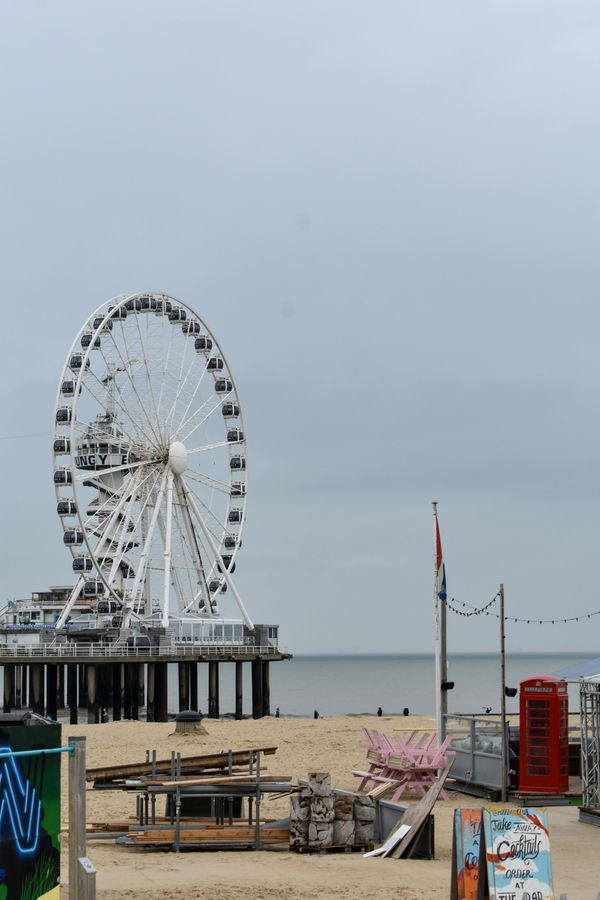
[0,643,290,660]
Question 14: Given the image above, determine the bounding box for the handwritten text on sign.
[482,807,553,900]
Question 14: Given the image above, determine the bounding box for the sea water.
[167,652,592,717]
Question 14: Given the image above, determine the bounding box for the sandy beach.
[59,714,600,899]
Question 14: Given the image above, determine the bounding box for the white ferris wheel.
[52,292,252,632]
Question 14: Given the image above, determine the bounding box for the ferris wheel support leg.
[180,478,254,630]
[56,578,85,630]
[162,471,175,629]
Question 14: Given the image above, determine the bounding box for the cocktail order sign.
[479,807,554,900]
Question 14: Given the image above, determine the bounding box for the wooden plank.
[386,763,452,859]
[87,746,278,782]
[146,774,291,787]
[127,827,289,843]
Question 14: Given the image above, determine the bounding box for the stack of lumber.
[290,772,375,852]
[87,746,278,785]
[122,822,289,846]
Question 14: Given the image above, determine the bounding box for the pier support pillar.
[56,665,65,712]
[262,660,270,717]
[251,659,263,720]
[31,664,44,716]
[3,666,13,713]
[86,664,99,724]
[146,664,155,722]
[178,662,189,711]
[14,666,21,710]
[208,661,219,718]
[137,664,145,713]
[112,664,123,721]
[154,662,168,722]
[123,664,133,719]
[21,666,28,709]
[131,663,139,720]
[46,666,58,721]
[188,662,198,712]
[235,661,243,720]
[79,665,88,708]
[68,665,78,724]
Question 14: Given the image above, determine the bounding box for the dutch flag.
[435,516,447,602]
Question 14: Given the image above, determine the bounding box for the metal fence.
[0,643,290,660]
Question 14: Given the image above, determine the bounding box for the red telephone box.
[519,675,569,793]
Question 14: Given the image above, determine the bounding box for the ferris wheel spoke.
[104,468,145,585]
[105,466,160,586]
[126,466,169,616]
[134,310,163,442]
[114,317,164,446]
[155,310,176,428]
[164,322,194,435]
[177,393,223,446]
[82,356,161,452]
[173,357,211,438]
[100,328,163,449]
[187,439,232,454]
[181,479,225,542]
[75,458,157,483]
[85,474,142,542]
[81,478,132,530]
[180,478,253,629]
[184,470,231,493]
[174,475,212,616]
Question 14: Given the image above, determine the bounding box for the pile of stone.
[290,772,375,851]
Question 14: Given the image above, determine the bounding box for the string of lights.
[443,595,499,617]
[443,596,600,625]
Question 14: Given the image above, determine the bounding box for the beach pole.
[433,502,447,741]
[69,736,87,899]
[500,582,508,802]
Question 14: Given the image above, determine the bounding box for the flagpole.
[433,502,448,741]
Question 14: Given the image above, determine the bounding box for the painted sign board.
[479,807,553,900]
[0,724,61,900]
[450,808,482,900]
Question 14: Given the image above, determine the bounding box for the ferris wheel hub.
[168,440,188,475]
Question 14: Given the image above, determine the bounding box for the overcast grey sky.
[1,1,599,654]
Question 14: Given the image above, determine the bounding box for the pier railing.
[0,643,290,660]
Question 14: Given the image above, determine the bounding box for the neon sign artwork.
[0,746,42,855]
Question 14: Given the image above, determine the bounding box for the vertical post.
[137,663,145,712]
[154,662,168,722]
[46,666,58,721]
[112,664,122,721]
[189,662,198,711]
[500,582,508,803]
[433,501,448,741]
[3,665,12,713]
[235,661,243,720]
[262,660,270,717]
[87,664,98,724]
[57,664,65,712]
[178,662,189,711]
[131,663,139,721]
[123,664,132,719]
[31,663,44,715]
[208,661,219,718]
[146,663,155,721]
[77,857,96,900]
[21,665,28,709]
[68,664,78,725]
[69,736,87,900]
[251,659,263,720]
[14,665,21,710]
